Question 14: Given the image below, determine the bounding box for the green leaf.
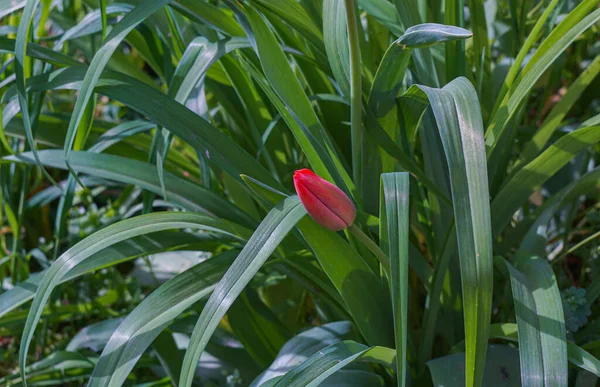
[18,212,247,383]
[88,249,239,386]
[242,175,395,348]
[238,2,355,196]
[66,318,123,352]
[253,0,324,55]
[251,321,356,386]
[427,345,521,387]
[485,4,600,156]
[14,0,59,186]
[272,341,395,386]
[172,0,245,37]
[60,0,172,184]
[491,125,600,236]
[395,23,471,48]
[357,0,403,36]
[0,37,82,67]
[380,172,410,387]
[0,231,220,319]
[518,55,600,167]
[228,289,291,368]
[323,0,350,98]
[179,196,307,387]
[505,256,568,385]
[0,0,25,19]
[3,66,281,189]
[5,150,255,227]
[236,54,355,199]
[414,77,493,387]
[491,0,561,115]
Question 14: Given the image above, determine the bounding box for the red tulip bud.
[293,169,356,231]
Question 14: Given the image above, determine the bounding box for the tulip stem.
[348,224,391,276]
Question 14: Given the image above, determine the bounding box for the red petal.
[293,169,355,230]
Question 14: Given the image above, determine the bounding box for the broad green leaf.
[505,256,568,386]
[179,196,307,387]
[380,172,410,387]
[395,23,472,48]
[414,77,493,387]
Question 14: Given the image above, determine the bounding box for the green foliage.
[0,0,599,386]
[562,287,592,334]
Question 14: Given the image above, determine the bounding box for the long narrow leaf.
[179,196,307,387]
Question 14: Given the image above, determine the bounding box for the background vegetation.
[0,0,599,385]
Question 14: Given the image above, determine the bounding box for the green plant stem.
[348,224,391,276]
[344,0,362,189]
[553,229,600,265]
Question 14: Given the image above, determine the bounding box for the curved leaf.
[2,66,281,188]
[88,250,239,386]
[396,23,472,48]
[18,212,247,382]
[0,231,226,319]
[6,150,255,226]
[179,196,307,387]
[491,125,600,235]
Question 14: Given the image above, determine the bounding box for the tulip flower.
[293,169,356,231]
